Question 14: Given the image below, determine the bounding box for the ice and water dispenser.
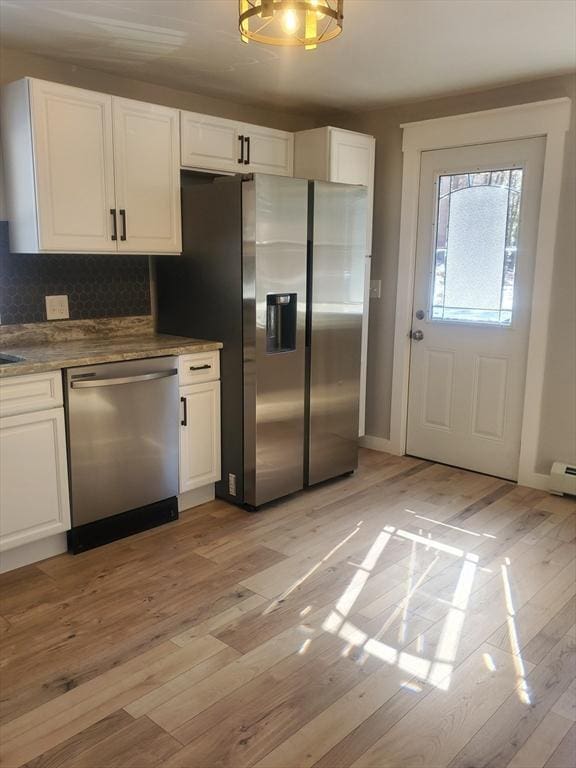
[266,293,297,354]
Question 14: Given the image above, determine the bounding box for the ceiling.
[1,0,575,112]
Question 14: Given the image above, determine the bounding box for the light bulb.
[281,8,300,35]
[309,0,326,17]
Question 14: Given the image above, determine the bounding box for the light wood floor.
[1,450,575,768]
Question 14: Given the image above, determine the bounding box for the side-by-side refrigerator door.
[243,175,308,507]
[307,181,367,486]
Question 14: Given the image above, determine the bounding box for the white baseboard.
[178,484,215,512]
[517,471,550,492]
[360,435,402,454]
[0,533,68,574]
[361,439,551,494]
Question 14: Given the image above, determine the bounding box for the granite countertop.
[0,317,222,378]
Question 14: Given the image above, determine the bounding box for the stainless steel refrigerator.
[155,173,366,508]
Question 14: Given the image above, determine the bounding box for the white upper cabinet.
[330,129,375,254]
[180,111,242,173]
[113,98,181,253]
[31,80,117,253]
[2,79,117,253]
[294,126,375,256]
[0,78,181,254]
[242,122,293,176]
[180,110,293,177]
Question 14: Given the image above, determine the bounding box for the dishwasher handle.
[70,369,178,388]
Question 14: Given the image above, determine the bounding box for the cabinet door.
[329,128,375,438]
[113,98,181,253]
[179,381,221,493]
[30,80,117,252]
[180,111,242,173]
[244,124,294,176]
[0,408,71,551]
[329,128,375,256]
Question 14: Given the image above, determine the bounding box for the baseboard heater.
[549,462,576,496]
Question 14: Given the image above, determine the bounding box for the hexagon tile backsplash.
[0,222,151,324]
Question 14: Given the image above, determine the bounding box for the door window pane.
[432,169,523,324]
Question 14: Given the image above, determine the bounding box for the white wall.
[340,73,576,475]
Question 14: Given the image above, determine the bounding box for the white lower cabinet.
[179,379,221,494]
[0,390,71,551]
[180,109,293,177]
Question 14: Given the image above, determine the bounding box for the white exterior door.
[406,138,545,480]
[243,124,294,176]
[30,80,116,252]
[179,381,221,493]
[0,408,70,551]
[113,98,181,253]
[180,110,242,173]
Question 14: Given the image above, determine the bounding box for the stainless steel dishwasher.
[65,356,179,552]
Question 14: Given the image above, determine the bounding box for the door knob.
[410,329,424,341]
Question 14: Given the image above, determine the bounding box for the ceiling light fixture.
[239,0,343,50]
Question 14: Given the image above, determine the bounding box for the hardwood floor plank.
[124,645,240,718]
[521,595,576,666]
[506,711,573,768]
[22,710,136,768]
[311,680,431,768]
[252,658,428,768]
[162,634,389,767]
[447,631,576,768]
[543,723,576,768]
[170,594,267,646]
[487,563,576,654]
[348,644,524,768]
[166,607,432,763]
[147,617,330,733]
[0,547,283,724]
[551,679,576,721]
[0,636,227,768]
[0,450,573,768]
[52,715,181,768]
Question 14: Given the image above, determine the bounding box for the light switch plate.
[369,280,381,299]
[45,295,69,321]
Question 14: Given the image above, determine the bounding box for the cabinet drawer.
[178,351,220,385]
[0,371,63,417]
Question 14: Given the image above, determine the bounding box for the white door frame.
[386,98,571,490]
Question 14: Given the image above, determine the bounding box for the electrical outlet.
[369,280,381,299]
[45,295,69,321]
